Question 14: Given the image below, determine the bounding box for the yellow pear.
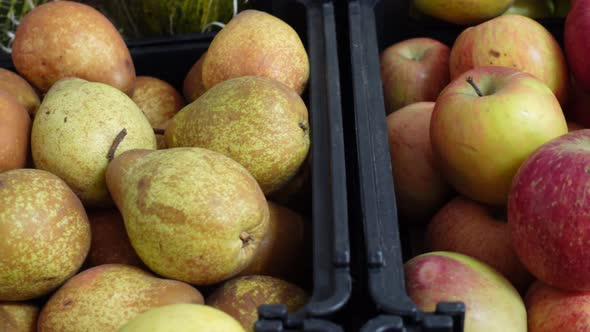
[105,147,270,286]
[37,264,204,332]
[31,78,157,207]
[0,301,40,332]
[117,304,245,332]
[165,76,310,195]
[0,169,90,301]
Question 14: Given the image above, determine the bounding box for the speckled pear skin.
[202,10,309,94]
[0,301,40,332]
[207,275,309,332]
[165,76,310,195]
[37,264,204,332]
[0,169,90,301]
[105,147,270,286]
[31,78,157,207]
[117,304,246,332]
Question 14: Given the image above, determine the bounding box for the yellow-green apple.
[380,38,450,114]
[509,129,590,291]
[450,14,569,106]
[430,66,568,206]
[425,196,533,294]
[503,0,554,18]
[386,102,453,223]
[565,0,590,95]
[412,0,514,25]
[525,280,590,331]
[405,251,527,332]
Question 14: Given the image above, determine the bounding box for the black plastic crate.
[0,1,352,331]
[342,0,570,331]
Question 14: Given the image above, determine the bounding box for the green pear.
[0,169,90,301]
[37,264,204,332]
[207,275,308,332]
[31,77,157,207]
[165,76,310,195]
[0,301,40,332]
[117,304,245,332]
[105,147,270,286]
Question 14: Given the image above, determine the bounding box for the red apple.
[450,14,569,106]
[525,280,590,331]
[509,129,590,291]
[430,66,567,206]
[386,102,453,223]
[405,251,527,331]
[565,0,590,95]
[380,38,450,114]
[425,196,533,294]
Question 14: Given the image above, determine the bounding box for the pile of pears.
[0,1,313,331]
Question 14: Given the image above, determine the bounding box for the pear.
[86,208,144,269]
[207,275,309,332]
[0,69,40,116]
[183,52,207,103]
[105,147,269,286]
[0,302,40,332]
[0,89,31,173]
[202,10,309,94]
[37,264,204,332]
[11,1,136,95]
[238,202,307,280]
[0,169,90,301]
[31,77,157,207]
[165,76,310,195]
[131,76,185,128]
[117,304,245,332]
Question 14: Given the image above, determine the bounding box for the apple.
[412,0,514,25]
[450,14,569,106]
[565,1,590,95]
[509,129,590,291]
[430,66,567,206]
[386,102,453,223]
[502,0,555,18]
[380,38,450,114]
[405,251,527,332]
[425,196,533,294]
[525,280,590,331]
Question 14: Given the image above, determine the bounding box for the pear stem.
[153,128,165,135]
[240,232,254,248]
[107,129,127,161]
[466,76,483,97]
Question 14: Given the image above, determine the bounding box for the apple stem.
[466,76,483,97]
[107,129,128,161]
[153,128,165,135]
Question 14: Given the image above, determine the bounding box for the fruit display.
[0,0,341,330]
[350,0,590,330]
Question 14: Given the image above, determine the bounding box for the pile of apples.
[382,0,590,331]
[0,1,313,332]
